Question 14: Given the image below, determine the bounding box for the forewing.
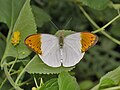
[62,33,85,67]
[62,32,98,67]
[39,34,61,67]
[25,34,61,67]
[81,32,98,52]
[25,34,42,54]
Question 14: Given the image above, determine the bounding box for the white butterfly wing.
[39,34,61,67]
[62,33,85,67]
[25,32,97,67]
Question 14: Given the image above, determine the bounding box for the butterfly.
[25,31,98,67]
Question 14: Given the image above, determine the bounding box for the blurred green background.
[0,0,120,90]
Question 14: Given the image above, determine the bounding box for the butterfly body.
[59,33,64,48]
[25,31,98,67]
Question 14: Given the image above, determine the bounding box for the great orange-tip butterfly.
[25,30,98,67]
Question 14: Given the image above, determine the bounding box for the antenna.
[63,17,72,29]
[50,20,59,30]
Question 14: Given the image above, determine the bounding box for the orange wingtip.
[81,32,98,52]
[25,34,42,55]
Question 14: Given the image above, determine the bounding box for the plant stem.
[18,78,32,87]
[15,55,37,84]
[40,78,43,88]
[79,5,120,45]
[93,14,120,33]
[102,86,120,90]
[1,0,15,67]
[34,76,39,88]
[15,67,26,84]
[101,31,120,45]
[79,5,99,29]
[0,78,7,89]
[10,79,32,90]
[7,60,28,66]
[4,63,23,90]
[9,56,18,73]
[0,32,6,41]
[0,69,22,89]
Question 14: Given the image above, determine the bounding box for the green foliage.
[40,78,59,90]
[32,5,51,27]
[25,55,74,74]
[55,30,75,37]
[0,0,120,90]
[76,38,120,80]
[110,20,120,37]
[79,80,94,90]
[79,0,110,10]
[1,0,37,64]
[0,0,25,27]
[58,72,79,90]
[92,66,120,90]
[40,72,79,90]
[0,33,6,59]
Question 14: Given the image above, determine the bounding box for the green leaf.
[1,0,37,63]
[99,66,120,89]
[32,5,51,27]
[40,78,59,90]
[58,71,80,90]
[80,0,110,10]
[25,55,74,74]
[100,78,115,88]
[0,0,25,27]
[91,66,120,90]
[79,80,94,90]
[55,30,75,37]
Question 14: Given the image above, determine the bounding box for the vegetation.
[0,0,120,90]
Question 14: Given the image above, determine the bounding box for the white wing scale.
[62,33,85,67]
[39,34,61,67]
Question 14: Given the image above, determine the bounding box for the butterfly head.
[55,30,75,48]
